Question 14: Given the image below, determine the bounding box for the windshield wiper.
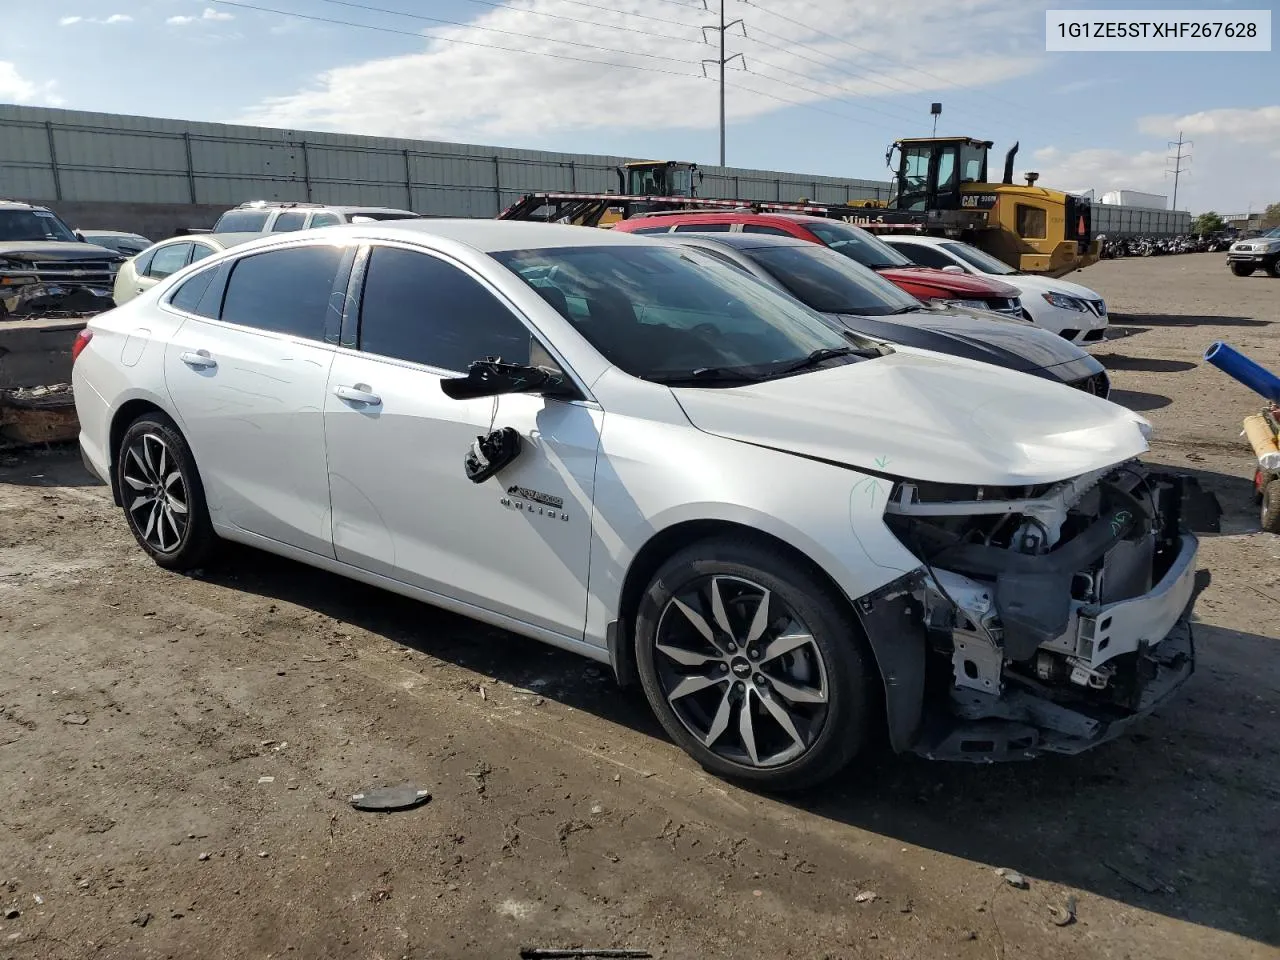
[770,346,861,375]
[648,366,765,386]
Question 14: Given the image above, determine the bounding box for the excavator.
[499,140,1099,277]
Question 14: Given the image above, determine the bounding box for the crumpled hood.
[829,307,1101,379]
[877,267,1020,299]
[672,350,1147,486]
[0,241,121,262]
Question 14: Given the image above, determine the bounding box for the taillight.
[72,328,93,363]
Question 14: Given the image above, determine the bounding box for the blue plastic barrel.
[1204,341,1280,404]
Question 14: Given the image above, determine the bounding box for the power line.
[736,32,954,128]
[209,0,705,77]
[444,0,709,45]
[311,0,704,65]
[743,50,929,127]
[208,0,913,162]
[736,0,1036,119]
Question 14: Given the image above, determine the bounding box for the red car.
[611,211,1024,318]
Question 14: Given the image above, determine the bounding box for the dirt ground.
[0,252,1277,960]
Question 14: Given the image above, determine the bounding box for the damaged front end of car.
[861,462,1215,762]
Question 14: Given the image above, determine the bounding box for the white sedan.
[883,235,1109,344]
[72,219,1198,789]
[112,232,263,306]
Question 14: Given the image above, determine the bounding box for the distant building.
[1222,212,1266,232]
[1100,190,1168,210]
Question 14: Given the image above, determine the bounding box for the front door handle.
[334,384,382,406]
[180,350,217,369]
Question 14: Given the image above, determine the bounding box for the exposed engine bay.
[877,462,1215,761]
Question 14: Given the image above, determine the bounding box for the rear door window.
[146,243,193,279]
[310,212,342,227]
[742,224,792,236]
[673,222,732,233]
[220,245,345,340]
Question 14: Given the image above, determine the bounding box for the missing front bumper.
[909,616,1194,762]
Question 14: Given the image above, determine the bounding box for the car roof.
[666,232,814,250]
[152,232,265,249]
[0,200,49,211]
[880,235,950,246]
[311,219,662,252]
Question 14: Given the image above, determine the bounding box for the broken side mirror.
[440,356,576,401]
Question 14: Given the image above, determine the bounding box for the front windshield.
[940,241,1019,275]
[493,245,864,383]
[745,244,922,315]
[804,221,913,269]
[0,209,79,243]
[1261,227,1280,239]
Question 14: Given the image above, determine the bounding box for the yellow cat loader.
[883,137,1100,277]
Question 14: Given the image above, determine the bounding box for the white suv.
[210,201,420,234]
[71,220,1200,789]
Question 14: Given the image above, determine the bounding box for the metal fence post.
[300,141,312,201]
[182,133,197,203]
[493,155,502,214]
[569,160,576,192]
[402,149,413,209]
[44,121,63,201]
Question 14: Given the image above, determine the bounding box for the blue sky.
[2,0,1276,212]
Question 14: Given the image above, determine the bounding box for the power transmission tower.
[1167,131,1192,211]
[701,0,746,167]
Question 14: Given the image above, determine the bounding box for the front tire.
[116,412,216,570]
[634,537,874,791]
[1231,262,1256,277]
[1266,261,1280,278]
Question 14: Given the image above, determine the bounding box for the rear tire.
[116,412,216,570]
[634,537,874,791]
[1262,480,1280,535]
[1231,262,1255,277]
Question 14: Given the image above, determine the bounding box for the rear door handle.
[334,384,382,406]
[180,350,217,369]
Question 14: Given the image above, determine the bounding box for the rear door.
[163,240,353,557]
[322,242,600,640]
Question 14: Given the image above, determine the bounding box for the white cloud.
[1031,107,1280,212]
[0,61,65,107]
[168,7,234,26]
[60,12,133,26]
[1031,146,1173,196]
[1138,106,1280,145]
[241,0,1039,141]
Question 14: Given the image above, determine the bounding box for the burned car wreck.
[868,462,1213,761]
